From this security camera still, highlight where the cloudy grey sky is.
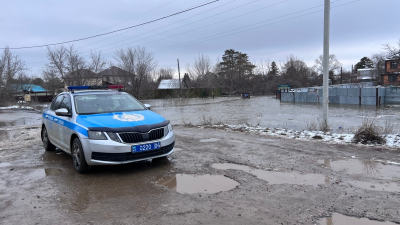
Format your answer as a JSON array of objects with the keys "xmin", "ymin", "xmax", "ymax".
[{"xmin": 1, "ymin": 0, "xmax": 399, "ymax": 77}]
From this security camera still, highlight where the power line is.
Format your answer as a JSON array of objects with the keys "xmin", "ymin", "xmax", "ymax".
[
  {"xmin": 24, "ymin": 0, "xmax": 240, "ymax": 65},
  {"xmin": 2, "ymin": 0, "xmax": 219, "ymax": 50},
  {"xmin": 75, "ymin": 0, "xmax": 238, "ymax": 52},
  {"xmin": 151, "ymin": 0, "xmax": 360, "ymax": 54},
  {"xmin": 77, "ymin": 0, "xmax": 267, "ymax": 57},
  {"xmin": 92, "ymin": 0, "xmax": 322, "ymax": 56}
]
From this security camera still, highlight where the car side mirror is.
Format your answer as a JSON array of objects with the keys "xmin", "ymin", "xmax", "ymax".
[
  {"xmin": 144, "ymin": 104, "xmax": 151, "ymax": 110},
  {"xmin": 55, "ymin": 108, "xmax": 71, "ymax": 117}
]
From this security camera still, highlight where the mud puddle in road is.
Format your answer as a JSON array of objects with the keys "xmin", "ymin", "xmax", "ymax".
[
  {"xmin": 156, "ymin": 174, "xmax": 239, "ymax": 194},
  {"xmin": 212, "ymin": 163, "xmax": 326, "ymax": 186},
  {"xmin": 27, "ymin": 168, "xmax": 63, "ymax": 180},
  {"xmin": 348, "ymin": 180, "xmax": 400, "ymax": 192},
  {"xmin": 318, "ymin": 213, "xmax": 397, "ymax": 225},
  {"xmin": 199, "ymin": 138, "xmax": 220, "ymax": 142},
  {"xmin": 319, "ymin": 159, "xmax": 400, "ymax": 180},
  {"xmin": 42, "ymin": 150, "xmax": 71, "ymax": 162}
]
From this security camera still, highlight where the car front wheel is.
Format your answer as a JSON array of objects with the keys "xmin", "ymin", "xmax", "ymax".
[
  {"xmin": 72, "ymin": 138, "xmax": 89, "ymax": 173},
  {"xmin": 42, "ymin": 127, "xmax": 56, "ymax": 151}
]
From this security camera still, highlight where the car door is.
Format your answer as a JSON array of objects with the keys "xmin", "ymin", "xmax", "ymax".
[
  {"xmin": 57, "ymin": 95, "xmax": 73, "ymax": 152},
  {"xmin": 45, "ymin": 95, "xmax": 64, "ymax": 147}
]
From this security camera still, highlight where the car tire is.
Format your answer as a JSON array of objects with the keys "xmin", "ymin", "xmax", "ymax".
[
  {"xmin": 72, "ymin": 138, "xmax": 89, "ymax": 174},
  {"xmin": 42, "ymin": 127, "xmax": 56, "ymax": 151}
]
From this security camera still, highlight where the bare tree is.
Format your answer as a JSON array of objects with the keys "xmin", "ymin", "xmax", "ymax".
[
  {"xmin": 0, "ymin": 47, "xmax": 26, "ymax": 85},
  {"xmin": 46, "ymin": 45, "xmax": 97, "ymax": 86},
  {"xmin": 187, "ymin": 54, "xmax": 213, "ymax": 80},
  {"xmin": 313, "ymin": 54, "xmax": 342, "ymax": 74},
  {"xmin": 383, "ymin": 39, "xmax": 400, "ymax": 60},
  {"xmin": 89, "ymin": 51, "xmax": 107, "ymax": 73},
  {"xmin": 114, "ymin": 46, "xmax": 157, "ymax": 97},
  {"xmin": 156, "ymin": 67, "xmax": 174, "ymax": 82}
]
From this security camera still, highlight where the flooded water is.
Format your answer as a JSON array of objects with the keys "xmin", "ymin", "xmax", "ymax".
[
  {"xmin": 144, "ymin": 96, "xmax": 400, "ymax": 133},
  {"xmin": 212, "ymin": 163, "xmax": 326, "ymax": 186},
  {"xmin": 0, "ymin": 110, "xmax": 42, "ymax": 128},
  {"xmin": 319, "ymin": 213, "xmax": 397, "ymax": 225},
  {"xmin": 319, "ymin": 159, "xmax": 400, "ymax": 180},
  {"xmin": 156, "ymin": 174, "xmax": 239, "ymax": 194}
]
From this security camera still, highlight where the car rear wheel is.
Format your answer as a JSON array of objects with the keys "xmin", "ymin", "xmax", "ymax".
[
  {"xmin": 42, "ymin": 127, "xmax": 56, "ymax": 151},
  {"xmin": 72, "ymin": 138, "xmax": 89, "ymax": 174}
]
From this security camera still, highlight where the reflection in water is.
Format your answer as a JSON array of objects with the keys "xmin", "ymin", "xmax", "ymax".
[
  {"xmin": 157, "ymin": 174, "xmax": 239, "ymax": 194},
  {"xmin": 322, "ymin": 159, "xmax": 400, "ymax": 179},
  {"xmin": 212, "ymin": 163, "xmax": 326, "ymax": 186},
  {"xmin": 319, "ymin": 213, "xmax": 397, "ymax": 225},
  {"xmin": 44, "ymin": 168, "xmax": 63, "ymax": 176}
]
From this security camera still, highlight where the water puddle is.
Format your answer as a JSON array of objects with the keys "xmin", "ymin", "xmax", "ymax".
[
  {"xmin": 348, "ymin": 181, "xmax": 399, "ymax": 192},
  {"xmin": 42, "ymin": 151, "xmax": 70, "ymax": 162},
  {"xmin": 319, "ymin": 159, "xmax": 400, "ymax": 179},
  {"xmin": 212, "ymin": 163, "xmax": 326, "ymax": 186},
  {"xmin": 318, "ymin": 213, "xmax": 397, "ymax": 225},
  {"xmin": 156, "ymin": 174, "xmax": 239, "ymax": 194},
  {"xmin": 0, "ymin": 162, "xmax": 12, "ymax": 167},
  {"xmin": 199, "ymin": 138, "xmax": 220, "ymax": 142},
  {"xmin": 44, "ymin": 168, "xmax": 63, "ymax": 176},
  {"xmin": 27, "ymin": 168, "xmax": 63, "ymax": 180}
]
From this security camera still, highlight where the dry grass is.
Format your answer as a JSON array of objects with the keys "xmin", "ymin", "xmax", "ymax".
[{"xmin": 352, "ymin": 116, "xmax": 386, "ymax": 145}]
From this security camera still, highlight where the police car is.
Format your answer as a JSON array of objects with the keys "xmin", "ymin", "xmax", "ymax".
[{"xmin": 41, "ymin": 85, "xmax": 175, "ymax": 173}]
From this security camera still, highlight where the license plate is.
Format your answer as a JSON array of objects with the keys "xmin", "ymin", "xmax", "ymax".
[{"xmin": 132, "ymin": 142, "xmax": 161, "ymax": 153}]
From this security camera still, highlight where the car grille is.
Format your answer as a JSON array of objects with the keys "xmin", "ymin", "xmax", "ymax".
[
  {"xmin": 118, "ymin": 127, "xmax": 164, "ymax": 143},
  {"xmin": 91, "ymin": 142, "xmax": 174, "ymax": 162}
]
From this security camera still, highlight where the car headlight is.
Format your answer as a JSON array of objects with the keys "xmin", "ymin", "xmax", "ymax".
[
  {"xmin": 88, "ymin": 131, "xmax": 107, "ymax": 140},
  {"xmin": 164, "ymin": 122, "xmax": 173, "ymax": 137},
  {"xmin": 106, "ymin": 132, "xmax": 121, "ymax": 143},
  {"xmin": 168, "ymin": 123, "xmax": 173, "ymax": 132}
]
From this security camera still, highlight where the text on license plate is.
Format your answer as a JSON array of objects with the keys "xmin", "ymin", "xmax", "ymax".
[{"xmin": 132, "ymin": 142, "xmax": 161, "ymax": 153}]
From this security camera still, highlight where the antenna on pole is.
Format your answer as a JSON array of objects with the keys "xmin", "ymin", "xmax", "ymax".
[{"xmin": 322, "ymin": 0, "xmax": 330, "ymax": 131}]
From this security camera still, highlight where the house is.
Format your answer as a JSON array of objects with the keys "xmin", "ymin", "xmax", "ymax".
[
  {"xmin": 10, "ymin": 84, "xmax": 52, "ymax": 102},
  {"xmin": 357, "ymin": 68, "xmax": 378, "ymax": 81},
  {"xmin": 157, "ymin": 79, "xmax": 188, "ymax": 89},
  {"xmin": 97, "ymin": 66, "xmax": 134, "ymax": 85},
  {"xmin": 64, "ymin": 66, "xmax": 135, "ymax": 88},
  {"xmin": 64, "ymin": 69, "xmax": 100, "ymax": 87},
  {"xmin": 381, "ymin": 59, "xmax": 400, "ymax": 86}
]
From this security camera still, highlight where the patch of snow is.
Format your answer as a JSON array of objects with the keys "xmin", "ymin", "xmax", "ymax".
[{"xmin": 204, "ymin": 123, "xmax": 400, "ymax": 149}]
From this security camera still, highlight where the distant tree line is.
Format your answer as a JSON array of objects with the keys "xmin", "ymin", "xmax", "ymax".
[{"xmin": 0, "ymin": 39, "xmax": 399, "ymax": 105}]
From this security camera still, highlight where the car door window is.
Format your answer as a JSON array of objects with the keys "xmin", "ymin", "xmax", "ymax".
[
  {"xmin": 59, "ymin": 95, "xmax": 72, "ymax": 113},
  {"xmin": 50, "ymin": 95, "xmax": 64, "ymax": 111}
]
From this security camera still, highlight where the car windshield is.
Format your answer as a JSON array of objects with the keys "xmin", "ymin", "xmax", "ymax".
[{"xmin": 74, "ymin": 93, "xmax": 146, "ymax": 115}]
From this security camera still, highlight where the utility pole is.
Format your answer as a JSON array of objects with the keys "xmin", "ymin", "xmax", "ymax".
[
  {"xmin": 322, "ymin": 0, "xmax": 330, "ymax": 131},
  {"xmin": 340, "ymin": 67, "xmax": 343, "ymax": 84},
  {"xmin": 177, "ymin": 59, "xmax": 182, "ymax": 98}
]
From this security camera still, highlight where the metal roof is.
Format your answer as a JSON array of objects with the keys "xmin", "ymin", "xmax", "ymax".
[
  {"xmin": 11, "ymin": 84, "xmax": 47, "ymax": 92},
  {"xmin": 158, "ymin": 79, "xmax": 184, "ymax": 89}
]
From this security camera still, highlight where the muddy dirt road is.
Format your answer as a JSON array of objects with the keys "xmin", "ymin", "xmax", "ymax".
[{"xmin": 0, "ymin": 112, "xmax": 400, "ymax": 224}]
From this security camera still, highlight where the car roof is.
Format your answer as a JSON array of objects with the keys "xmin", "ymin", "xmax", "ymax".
[{"xmin": 69, "ymin": 90, "xmax": 127, "ymax": 96}]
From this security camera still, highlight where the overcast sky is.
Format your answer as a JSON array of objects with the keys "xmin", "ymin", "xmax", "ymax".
[{"xmin": 1, "ymin": 0, "xmax": 399, "ymax": 78}]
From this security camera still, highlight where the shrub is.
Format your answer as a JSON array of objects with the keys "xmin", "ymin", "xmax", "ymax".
[{"xmin": 352, "ymin": 117, "xmax": 386, "ymax": 145}]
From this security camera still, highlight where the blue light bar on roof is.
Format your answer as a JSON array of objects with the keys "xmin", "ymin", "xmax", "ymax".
[{"xmin": 68, "ymin": 85, "xmax": 124, "ymax": 90}]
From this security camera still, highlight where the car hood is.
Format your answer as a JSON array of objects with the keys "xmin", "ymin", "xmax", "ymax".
[{"xmin": 76, "ymin": 110, "xmax": 168, "ymax": 132}]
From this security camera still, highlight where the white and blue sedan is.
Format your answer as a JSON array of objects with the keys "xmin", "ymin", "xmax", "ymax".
[{"xmin": 41, "ymin": 85, "xmax": 175, "ymax": 173}]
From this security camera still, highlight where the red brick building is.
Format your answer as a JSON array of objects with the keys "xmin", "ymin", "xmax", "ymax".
[{"xmin": 381, "ymin": 59, "xmax": 400, "ymax": 85}]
